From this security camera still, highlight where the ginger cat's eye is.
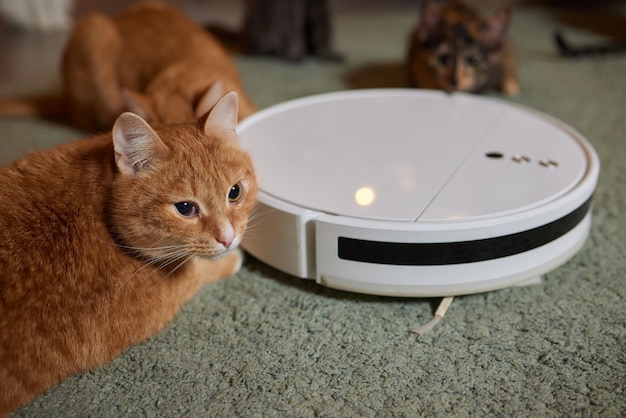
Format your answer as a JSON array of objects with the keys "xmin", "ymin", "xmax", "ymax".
[
  {"xmin": 174, "ymin": 201, "xmax": 199, "ymax": 217},
  {"xmin": 228, "ymin": 182, "xmax": 244, "ymax": 203}
]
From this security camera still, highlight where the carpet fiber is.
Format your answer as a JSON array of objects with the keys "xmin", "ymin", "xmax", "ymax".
[{"xmin": 2, "ymin": 4, "xmax": 625, "ymax": 417}]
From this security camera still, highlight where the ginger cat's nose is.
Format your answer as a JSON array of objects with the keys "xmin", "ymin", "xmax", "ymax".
[
  {"xmin": 219, "ymin": 237, "xmax": 233, "ymax": 249},
  {"xmin": 218, "ymin": 224, "xmax": 235, "ymax": 249}
]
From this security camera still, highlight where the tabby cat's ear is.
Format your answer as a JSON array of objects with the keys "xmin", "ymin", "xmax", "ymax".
[
  {"xmin": 112, "ymin": 112, "xmax": 168, "ymax": 176},
  {"xmin": 122, "ymin": 88, "xmax": 158, "ymax": 123},
  {"xmin": 203, "ymin": 91, "xmax": 239, "ymax": 139},
  {"xmin": 195, "ymin": 81, "xmax": 225, "ymax": 119},
  {"xmin": 418, "ymin": 0, "xmax": 443, "ymax": 43},
  {"xmin": 482, "ymin": 7, "xmax": 511, "ymax": 47}
]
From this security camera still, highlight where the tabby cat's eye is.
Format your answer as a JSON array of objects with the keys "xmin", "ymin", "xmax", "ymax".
[
  {"xmin": 437, "ymin": 54, "xmax": 450, "ymax": 67},
  {"xmin": 228, "ymin": 182, "xmax": 244, "ymax": 203},
  {"xmin": 174, "ymin": 201, "xmax": 199, "ymax": 217},
  {"xmin": 466, "ymin": 54, "xmax": 482, "ymax": 68}
]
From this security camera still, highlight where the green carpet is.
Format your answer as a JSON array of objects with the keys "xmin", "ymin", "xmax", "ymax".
[{"xmin": 2, "ymin": 5, "xmax": 625, "ymax": 417}]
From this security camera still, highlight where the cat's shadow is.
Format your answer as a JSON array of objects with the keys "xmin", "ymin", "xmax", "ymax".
[{"xmin": 343, "ymin": 61, "xmax": 410, "ymax": 89}]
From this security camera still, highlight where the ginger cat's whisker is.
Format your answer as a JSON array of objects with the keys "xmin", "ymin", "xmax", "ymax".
[
  {"xmin": 243, "ymin": 207, "xmax": 273, "ymax": 233},
  {"xmin": 157, "ymin": 253, "xmax": 198, "ymax": 286},
  {"xmin": 116, "ymin": 242, "xmax": 194, "ymax": 252},
  {"xmin": 115, "ymin": 242, "xmax": 195, "ymax": 293}
]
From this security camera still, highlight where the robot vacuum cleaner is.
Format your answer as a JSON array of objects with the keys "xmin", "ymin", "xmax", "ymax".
[{"xmin": 237, "ymin": 89, "xmax": 599, "ymax": 297}]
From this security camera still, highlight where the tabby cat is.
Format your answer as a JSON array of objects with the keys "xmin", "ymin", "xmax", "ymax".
[
  {"xmin": 0, "ymin": 92, "xmax": 258, "ymax": 416},
  {"xmin": 407, "ymin": 0, "xmax": 519, "ymax": 95},
  {"xmin": 0, "ymin": 1, "xmax": 256, "ymax": 131}
]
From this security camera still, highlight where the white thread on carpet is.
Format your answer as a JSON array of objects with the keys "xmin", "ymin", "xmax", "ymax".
[{"xmin": 411, "ymin": 296, "xmax": 454, "ymax": 335}]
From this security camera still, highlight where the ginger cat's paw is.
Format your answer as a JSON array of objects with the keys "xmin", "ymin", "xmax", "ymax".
[
  {"xmin": 201, "ymin": 248, "xmax": 244, "ymax": 283},
  {"xmin": 225, "ymin": 247, "xmax": 245, "ymax": 276}
]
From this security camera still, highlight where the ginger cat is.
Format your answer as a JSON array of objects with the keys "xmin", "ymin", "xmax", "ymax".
[
  {"xmin": 0, "ymin": 1, "xmax": 256, "ymax": 131},
  {"xmin": 407, "ymin": 0, "xmax": 519, "ymax": 95},
  {"xmin": 0, "ymin": 92, "xmax": 258, "ymax": 416}
]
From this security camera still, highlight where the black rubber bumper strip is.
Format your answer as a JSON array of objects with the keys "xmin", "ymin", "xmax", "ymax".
[{"xmin": 337, "ymin": 197, "xmax": 592, "ymax": 266}]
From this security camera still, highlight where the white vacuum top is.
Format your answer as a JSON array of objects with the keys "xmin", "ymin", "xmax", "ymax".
[{"xmin": 241, "ymin": 90, "xmax": 587, "ymax": 223}]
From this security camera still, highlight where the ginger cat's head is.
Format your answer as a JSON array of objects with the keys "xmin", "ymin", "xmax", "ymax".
[
  {"xmin": 109, "ymin": 92, "xmax": 257, "ymax": 262},
  {"xmin": 408, "ymin": 0, "xmax": 511, "ymax": 93}
]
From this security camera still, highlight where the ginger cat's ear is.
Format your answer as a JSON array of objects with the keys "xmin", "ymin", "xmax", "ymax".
[
  {"xmin": 112, "ymin": 112, "xmax": 168, "ymax": 176},
  {"xmin": 194, "ymin": 81, "xmax": 225, "ymax": 119},
  {"xmin": 203, "ymin": 91, "xmax": 239, "ymax": 139},
  {"xmin": 122, "ymin": 88, "xmax": 158, "ymax": 123}
]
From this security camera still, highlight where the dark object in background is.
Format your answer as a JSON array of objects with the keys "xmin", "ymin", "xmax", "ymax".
[
  {"xmin": 242, "ymin": 0, "xmax": 343, "ymax": 62},
  {"xmin": 554, "ymin": 30, "xmax": 626, "ymax": 57}
]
